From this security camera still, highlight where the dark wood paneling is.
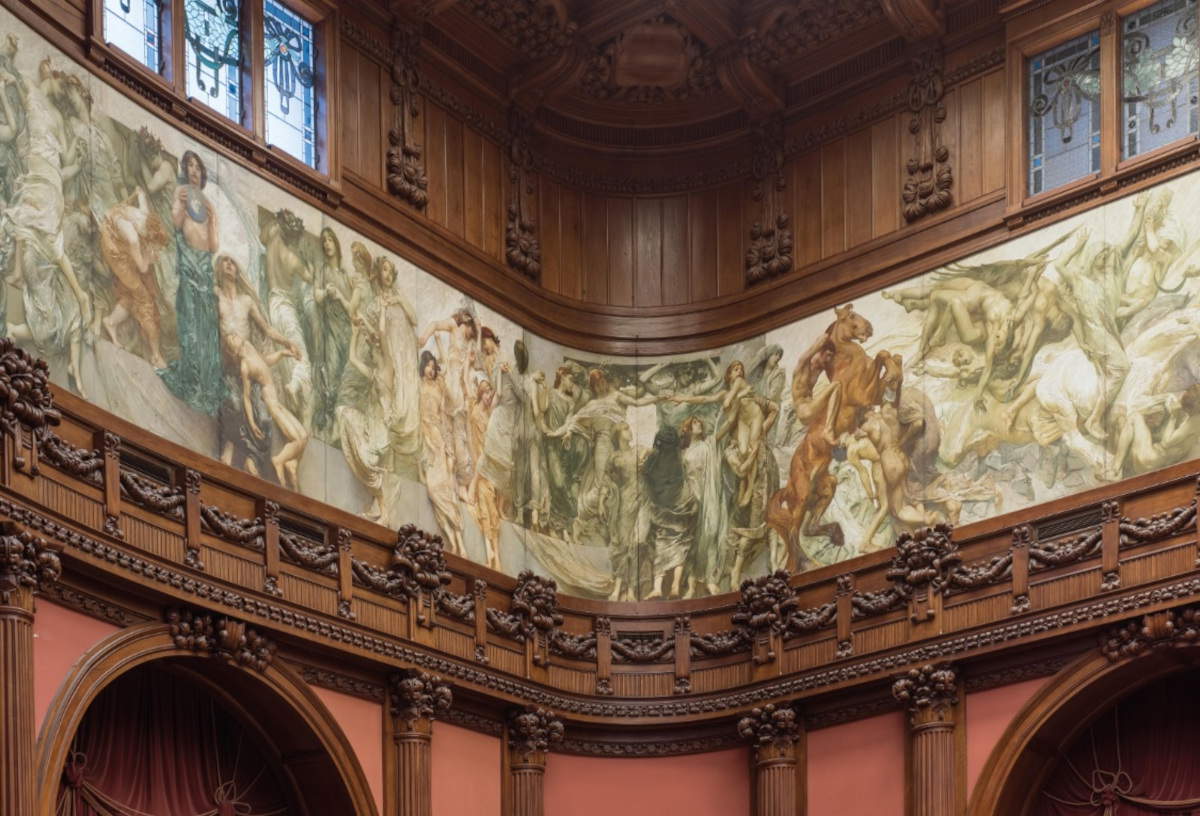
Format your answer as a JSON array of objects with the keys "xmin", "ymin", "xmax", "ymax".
[
  {"xmin": 582, "ymin": 195, "xmax": 610, "ymax": 304},
  {"xmin": 481, "ymin": 137, "xmax": 504, "ymax": 260},
  {"xmin": 540, "ymin": 178, "xmax": 562, "ymax": 295},
  {"xmin": 424, "ymin": 102, "xmax": 448, "ymax": 227},
  {"xmin": 716, "ymin": 182, "xmax": 744, "ymax": 298},
  {"xmin": 634, "ymin": 198, "xmax": 663, "ymax": 307},
  {"xmin": 559, "ymin": 186, "xmax": 584, "ymax": 301},
  {"xmin": 607, "ymin": 198, "xmax": 634, "ymax": 307},
  {"xmin": 463, "ymin": 127, "xmax": 485, "ymax": 249},
  {"xmin": 958, "ymin": 76, "xmax": 984, "ymax": 204},
  {"xmin": 662, "ymin": 197, "xmax": 690, "ymax": 307},
  {"xmin": 792, "ymin": 150, "xmax": 823, "ymax": 267},
  {"xmin": 688, "ymin": 190, "xmax": 719, "ymax": 302},
  {"xmin": 982, "ymin": 69, "xmax": 1007, "ymax": 194},
  {"xmin": 821, "ymin": 139, "xmax": 847, "ymax": 257},
  {"xmin": 871, "ymin": 116, "xmax": 901, "ymax": 239},
  {"xmin": 443, "ymin": 114, "xmax": 466, "ymax": 237},
  {"xmin": 845, "ymin": 128, "xmax": 874, "ymax": 248},
  {"xmin": 341, "ymin": 46, "xmax": 382, "ymax": 188}
]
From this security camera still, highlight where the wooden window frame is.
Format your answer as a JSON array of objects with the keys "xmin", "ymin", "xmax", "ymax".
[
  {"xmin": 85, "ymin": 0, "xmax": 340, "ymax": 191},
  {"xmin": 1005, "ymin": 0, "xmax": 1200, "ymax": 218}
]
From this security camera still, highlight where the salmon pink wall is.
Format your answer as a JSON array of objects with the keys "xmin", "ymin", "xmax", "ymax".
[
  {"xmin": 965, "ymin": 678, "xmax": 1046, "ymax": 796},
  {"xmin": 32, "ymin": 601, "xmax": 120, "ymax": 730},
  {"xmin": 432, "ymin": 722, "xmax": 502, "ymax": 816},
  {"xmin": 808, "ymin": 711, "xmax": 906, "ymax": 816},
  {"xmin": 544, "ymin": 747, "xmax": 750, "ymax": 816},
  {"xmin": 313, "ymin": 686, "xmax": 384, "ymax": 814}
]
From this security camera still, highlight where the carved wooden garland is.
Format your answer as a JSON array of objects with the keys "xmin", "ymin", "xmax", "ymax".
[
  {"xmin": 507, "ymin": 706, "xmax": 564, "ymax": 756},
  {"xmin": 389, "ymin": 669, "xmax": 453, "ymax": 728},
  {"xmin": 164, "ymin": 607, "xmax": 276, "ymax": 671},
  {"xmin": 902, "ymin": 47, "xmax": 953, "ymax": 222},
  {"xmin": 1099, "ymin": 605, "xmax": 1200, "ymax": 662},
  {"xmin": 746, "ymin": 116, "xmax": 794, "ymax": 285},
  {"xmin": 505, "ymin": 105, "xmax": 542, "ymax": 280},
  {"xmin": 0, "ymin": 522, "xmax": 62, "ymax": 603},
  {"xmin": 487, "ymin": 569, "xmax": 562, "ymax": 642},
  {"xmin": 386, "ymin": 20, "xmax": 429, "ymax": 210}
]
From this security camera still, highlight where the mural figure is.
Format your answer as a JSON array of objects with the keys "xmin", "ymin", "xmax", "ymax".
[{"xmin": 419, "ymin": 349, "xmax": 464, "ymax": 555}]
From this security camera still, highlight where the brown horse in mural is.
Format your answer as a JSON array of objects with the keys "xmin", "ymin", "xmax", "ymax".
[{"xmin": 768, "ymin": 303, "xmax": 902, "ymax": 568}]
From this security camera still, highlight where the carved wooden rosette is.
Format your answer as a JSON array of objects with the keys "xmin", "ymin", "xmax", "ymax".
[
  {"xmin": 386, "ymin": 20, "xmax": 429, "ymax": 210},
  {"xmin": 388, "ymin": 670, "xmax": 452, "ymax": 816},
  {"xmin": 737, "ymin": 703, "xmax": 802, "ymax": 816},
  {"xmin": 164, "ymin": 607, "xmax": 276, "ymax": 671},
  {"xmin": 0, "ymin": 522, "xmax": 62, "ymax": 816},
  {"xmin": 892, "ymin": 663, "xmax": 959, "ymax": 816},
  {"xmin": 505, "ymin": 105, "xmax": 541, "ymax": 280},
  {"xmin": 746, "ymin": 116, "xmax": 793, "ymax": 285},
  {"xmin": 902, "ymin": 46, "xmax": 952, "ymax": 222},
  {"xmin": 505, "ymin": 706, "xmax": 563, "ymax": 816}
]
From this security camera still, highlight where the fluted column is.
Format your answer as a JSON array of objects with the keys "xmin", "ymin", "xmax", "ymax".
[
  {"xmin": 0, "ymin": 524, "xmax": 62, "ymax": 816},
  {"xmin": 506, "ymin": 707, "xmax": 563, "ymax": 816},
  {"xmin": 388, "ymin": 671, "xmax": 452, "ymax": 816},
  {"xmin": 738, "ymin": 703, "xmax": 802, "ymax": 816},
  {"xmin": 893, "ymin": 663, "xmax": 959, "ymax": 816}
]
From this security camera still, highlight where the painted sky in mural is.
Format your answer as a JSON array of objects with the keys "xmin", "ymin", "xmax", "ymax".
[{"xmin": 4, "ymin": 6, "xmax": 1200, "ymax": 600}]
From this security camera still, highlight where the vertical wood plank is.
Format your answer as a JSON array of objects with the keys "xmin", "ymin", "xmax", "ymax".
[
  {"xmin": 582, "ymin": 194, "xmax": 609, "ymax": 303},
  {"xmin": 481, "ymin": 137, "xmax": 504, "ymax": 259},
  {"xmin": 607, "ymin": 198, "xmax": 634, "ymax": 306},
  {"xmin": 871, "ymin": 115, "xmax": 901, "ymax": 238},
  {"xmin": 424, "ymin": 103, "xmax": 447, "ymax": 226},
  {"xmin": 791, "ymin": 150, "xmax": 822, "ymax": 266},
  {"xmin": 339, "ymin": 46, "xmax": 363, "ymax": 179},
  {"xmin": 358, "ymin": 54, "xmax": 383, "ymax": 188},
  {"xmin": 443, "ymin": 115, "xmax": 466, "ymax": 237},
  {"xmin": 939, "ymin": 85, "xmax": 960, "ymax": 209},
  {"xmin": 845, "ymin": 128, "xmax": 874, "ymax": 248},
  {"xmin": 634, "ymin": 198, "xmax": 663, "ymax": 307},
  {"xmin": 716, "ymin": 182, "xmax": 743, "ymax": 296},
  {"xmin": 539, "ymin": 178, "xmax": 562, "ymax": 294},
  {"xmin": 982, "ymin": 69, "xmax": 1007, "ymax": 194},
  {"xmin": 688, "ymin": 190, "xmax": 719, "ymax": 302},
  {"xmin": 559, "ymin": 185, "xmax": 584, "ymax": 300},
  {"xmin": 462, "ymin": 128, "xmax": 483, "ymax": 248},
  {"xmin": 957, "ymin": 77, "xmax": 983, "ymax": 203},
  {"xmin": 821, "ymin": 139, "xmax": 847, "ymax": 257},
  {"xmin": 662, "ymin": 196, "xmax": 690, "ymax": 306}
]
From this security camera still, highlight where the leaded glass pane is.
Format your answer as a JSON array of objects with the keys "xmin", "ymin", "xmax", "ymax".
[
  {"xmin": 184, "ymin": 0, "xmax": 242, "ymax": 123},
  {"xmin": 263, "ymin": 0, "xmax": 317, "ymax": 167},
  {"xmin": 103, "ymin": 0, "xmax": 161, "ymax": 73},
  {"xmin": 1028, "ymin": 31, "xmax": 1102, "ymax": 196},
  {"xmin": 1123, "ymin": 0, "xmax": 1199, "ymax": 159}
]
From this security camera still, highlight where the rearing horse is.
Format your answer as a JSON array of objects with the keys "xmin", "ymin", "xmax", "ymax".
[{"xmin": 767, "ymin": 303, "xmax": 902, "ymax": 567}]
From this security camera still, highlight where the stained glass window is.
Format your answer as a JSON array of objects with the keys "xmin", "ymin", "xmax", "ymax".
[
  {"xmin": 184, "ymin": 0, "xmax": 243, "ymax": 123},
  {"xmin": 263, "ymin": 0, "xmax": 317, "ymax": 167},
  {"xmin": 103, "ymin": 0, "xmax": 162, "ymax": 73},
  {"xmin": 1028, "ymin": 30, "xmax": 1102, "ymax": 196},
  {"xmin": 1123, "ymin": 0, "xmax": 1199, "ymax": 159}
]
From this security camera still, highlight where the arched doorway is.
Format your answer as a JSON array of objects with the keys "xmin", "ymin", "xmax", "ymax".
[
  {"xmin": 35, "ymin": 622, "xmax": 378, "ymax": 816},
  {"xmin": 969, "ymin": 647, "xmax": 1200, "ymax": 815}
]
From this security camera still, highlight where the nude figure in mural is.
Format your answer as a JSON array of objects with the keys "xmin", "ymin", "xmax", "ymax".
[
  {"xmin": 214, "ymin": 254, "xmax": 309, "ymax": 490},
  {"xmin": 99, "ymin": 190, "xmax": 171, "ymax": 368},
  {"xmin": 418, "ymin": 350, "xmax": 465, "ymax": 556},
  {"xmin": 420, "ymin": 308, "xmax": 479, "ymax": 498},
  {"xmin": 262, "ymin": 209, "xmax": 316, "ymax": 427},
  {"xmin": 161, "ymin": 150, "xmax": 223, "ymax": 416},
  {"xmin": 1116, "ymin": 189, "xmax": 1189, "ymax": 321},
  {"xmin": 1106, "ymin": 384, "xmax": 1200, "ymax": 478},
  {"xmin": 0, "ymin": 60, "xmax": 94, "ymax": 394},
  {"xmin": 789, "ymin": 334, "xmax": 841, "ymax": 446},
  {"xmin": 467, "ymin": 377, "xmax": 503, "ymax": 570}
]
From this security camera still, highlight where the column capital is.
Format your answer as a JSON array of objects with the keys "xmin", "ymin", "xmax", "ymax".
[
  {"xmin": 0, "ymin": 523, "xmax": 62, "ymax": 610},
  {"xmin": 507, "ymin": 706, "xmax": 563, "ymax": 762},
  {"xmin": 892, "ymin": 663, "xmax": 959, "ymax": 727},
  {"xmin": 737, "ymin": 703, "xmax": 801, "ymax": 761},
  {"xmin": 389, "ymin": 670, "xmax": 453, "ymax": 732}
]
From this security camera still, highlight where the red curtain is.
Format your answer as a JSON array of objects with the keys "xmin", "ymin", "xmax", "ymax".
[
  {"xmin": 56, "ymin": 665, "xmax": 291, "ymax": 816},
  {"xmin": 1033, "ymin": 673, "xmax": 1200, "ymax": 816}
]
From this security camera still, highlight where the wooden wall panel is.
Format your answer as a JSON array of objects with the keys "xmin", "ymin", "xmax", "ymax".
[
  {"xmin": 821, "ymin": 139, "xmax": 847, "ymax": 257},
  {"xmin": 540, "ymin": 178, "xmax": 563, "ymax": 294},
  {"xmin": 792, "ymin": 150, "xmax": 823, "ymax": 266},
  {"xmin": 443, "ymin": 115, "xmax": 466, "ymax": 237},
  {"xmin": 340, "ymin": 46, "xmax": 382, "ymax": 187},
  {"xmin": 688, "ymin": 190, "xmax": 719, "ymax": 302},
  {"xmin": 462, "ymin": 128, "xmax": 485, "ymax": 249},
  {"xmin": 481, "ymin": 138, "xmax": 504, "ymax": 260},
  {"xmin": 846, "ymin": 128, "xmax": 874, "ymax": 247},
  {"xmin": 582, "ymin": 195, "xmax": 610, "ymax": 303},
  {"xmin": 872, "ymin": 115, "xmax": 901, "ymax": 238},
  {"xmin": 982, "ymin": 69, "xmax": 1007, "ymax": 194},
  {"xmin": 424, "ymin": 102, "xmax": 448, "ymax": 227},
  {"xmin": 662, "ymin": 197, "xmax": 690, "ymax": 306},
  {"xmin": 607, "ymin": 198, "xmax": 634, "ymax": 306},
  {"xmin": 716, "ymin": 182, "xmax": 744, "ymax": 297},
  {"xmin": 958, "ymin": 76, "xmax": 984, "ymax": 203},
  {"xmin": 559, "ymin": 186, "xmax": 584, "ymax": 300},
  {"xmin": 634, "ymin": 198, "xmax": 663, "ymax": 307}
]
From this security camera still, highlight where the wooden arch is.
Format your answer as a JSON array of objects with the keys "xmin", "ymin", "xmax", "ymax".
[
  {"xmin": 33, "ymin": 621, "xmax": 380, "ymax": 816},
  {"xmin": 967, "ymin": 646, "xmax": 1200, "ymax": 815}
]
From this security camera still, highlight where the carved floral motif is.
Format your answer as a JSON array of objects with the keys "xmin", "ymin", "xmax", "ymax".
[
  {"xmin": 891, "ymin": 663, "xmax": 958, "ymax": 723},
  {"xmin": 1100, "ymin": 606, "xmax": 1200, "ymax": 662},
  {"xmin": 508, "ymin": 706, "xmax": 564, "ymax": 756},
  {"xmin": 580, "ymin": 16, "xmax": 718, "ymax": 103},
  {"xmin": 0, "ymin": 523, "xmax": 61, "ymax": 603},
  {"xmin": 390, "ymin": 670, "xmax": 453, "ymax": 728},
  {"xmin": 902, "ymin": 48, "xmax": 952, "ymax": 222},
  {"xmin": 463, "ymin": 0, "xmax": 577, "ymax": 61},
  {"xmin": 386, "ymin": 21, "xmax": 428, "ymax": 209},
  {"xmin": 164, "ymin": 607, "xmax": 275, "ymax": 671},
  {"xmin": 736, "ymin": 703, "xmax": 801, "ymax": 747},
  {"xmin": 0, "ymin": 336, "xmax": 61, "ymax": 438},
  {"xmin": 488, "ymin": 569, "xmax": 562, "ymax": 641}
]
